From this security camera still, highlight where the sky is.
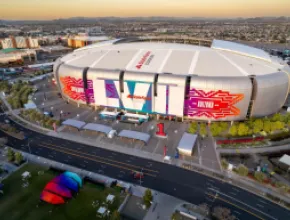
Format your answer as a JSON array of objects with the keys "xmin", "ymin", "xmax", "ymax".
[{"xmin": 0, "ymin": 0, "xmax": 290, "ymax": 20}]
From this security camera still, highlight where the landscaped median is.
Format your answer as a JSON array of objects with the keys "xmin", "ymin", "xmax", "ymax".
[
  {"xmin": 0, "ymin": 81, "xmax": 34, "ymax": 109},
  {"xmin": 188, "ymin": 113, "xmax": 290, "ymax": 148},
  {"xmin": 0, "ymin": 121, "xmax": 25, "ymax": 139},
  {"xmin": 20, "ymin": 109, "xmax": 61, "ymax": 130}
]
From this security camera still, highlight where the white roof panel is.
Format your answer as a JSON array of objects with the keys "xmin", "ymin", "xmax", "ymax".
[
  {"xmin": 62, "ymin": 119, "xmax": 86, "ymax": 129},
  {"xmin": 211, "ymin": 39, "xmax": 271, "ymax": 62},
  {"xmin": 83, "ymin": 123, "xmax": 113, "ymax": 134},
  {"xmin": 60, "ymin": 40, "xmax": 283, "ymax": 77},
  {"xmin": 118, "ymin": 130, "xmax": 150, "ymax": 143},
  {"xmin": 126, "ymin": 49, "xmax": 170, "ymax": 72}
]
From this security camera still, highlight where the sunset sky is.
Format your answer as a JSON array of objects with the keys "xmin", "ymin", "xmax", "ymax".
[{"xmin": 0, "ymin": 0, "xmax": 290, "ymax": 20}]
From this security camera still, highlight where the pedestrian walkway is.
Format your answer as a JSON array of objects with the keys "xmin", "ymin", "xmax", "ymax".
[{"xmin": 143, "ymin": 191, "xmax": 184, "ymax": 220}]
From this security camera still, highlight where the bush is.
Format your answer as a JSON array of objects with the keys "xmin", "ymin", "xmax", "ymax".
[
  {"xmin": 14, "ymin": 152, "xmax": 23, "ymax": 165},
  {"xmin": 7, "ymin": 147, "xmax": 15, "ymax": 162},
  {"xmin": 236, "ymin": 164, "xmax": 249, "ymax": 176},
  {"xmin": 212, "ymin": 206, "xmax": 236, "ymax": 220},
  {"xmin": 275, "ymin": 182, "xmax": 290, "ymax": 193},
  {"xmin": 254, "ymin": 171, "xmax": 267, "ymax": 183},
  {"xmin": 143, "ymin": 189, "xmax": 153, "ymax": 208},
  {"xmin": 221, "ymin": 159, "xmax": 229, "ymax": 170}
]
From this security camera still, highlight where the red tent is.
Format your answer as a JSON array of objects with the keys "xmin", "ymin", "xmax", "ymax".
[{"xmin": 40, "ymin": 190, "xmax": 65, "ymax": 205}]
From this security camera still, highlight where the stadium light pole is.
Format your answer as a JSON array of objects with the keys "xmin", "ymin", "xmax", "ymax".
[{"xmin": 27, "ymin": 139, "xmax": 32, "ymax": 155}]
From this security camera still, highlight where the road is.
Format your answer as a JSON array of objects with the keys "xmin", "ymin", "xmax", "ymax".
[{"xmin": 1, "ymin": 114, "xmax": 290, "ymax": 220}]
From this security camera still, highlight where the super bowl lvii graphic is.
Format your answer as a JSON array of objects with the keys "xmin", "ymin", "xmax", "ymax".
[{"xmin": 184, "ymin": 89, "xmax": 244, "ymax": 119}]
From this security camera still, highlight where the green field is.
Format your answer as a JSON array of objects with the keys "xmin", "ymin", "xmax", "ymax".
[{"xmin": 0, "ymin": 163, "xmax": 124, "ymax": 220}]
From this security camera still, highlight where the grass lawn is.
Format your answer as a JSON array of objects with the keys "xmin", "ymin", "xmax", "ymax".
[{"xmin": 0, "ymin": 163, "xmax": 124, "ymax": 220}]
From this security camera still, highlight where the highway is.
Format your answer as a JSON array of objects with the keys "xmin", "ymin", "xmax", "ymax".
[{"xmin": 1, "ymin": 114, "xmax": 290, "ymax": 220}]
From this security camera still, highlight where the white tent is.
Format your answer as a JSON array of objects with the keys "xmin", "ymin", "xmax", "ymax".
[
  {"xmin": 279, "ymin": 154, "xmax": 290, "ymax": 167},
  {"xmin": 177, "ymin": 133, "xmax": 198, "ymax": 156}
]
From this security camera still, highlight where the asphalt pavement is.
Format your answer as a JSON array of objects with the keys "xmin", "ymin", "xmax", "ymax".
[{"xmin": 1, "ymin": 113, "xmax": 290, "ymax": 220}]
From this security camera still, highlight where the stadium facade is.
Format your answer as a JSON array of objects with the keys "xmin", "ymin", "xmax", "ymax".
[{"xmin": 53, "ymin": 38, "xmax": 290, "ymax": 122}]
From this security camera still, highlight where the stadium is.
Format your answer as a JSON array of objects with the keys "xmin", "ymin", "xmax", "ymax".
[{"xmin": 53, "ymin": 38, "xmax": 290, "ymax": 122}]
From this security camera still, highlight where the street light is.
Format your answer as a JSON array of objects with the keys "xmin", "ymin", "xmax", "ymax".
[
  {"xmin": 60, "ymin": 110, "xmax": 63, "ymax": 120},
  {"xmin": 27, "ymin": 139, "xmax": 32, "ymax": 155}
]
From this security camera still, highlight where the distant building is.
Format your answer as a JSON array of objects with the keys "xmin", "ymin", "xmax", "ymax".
[
  {"xmin": 1, "ymin": 38, "xmax": 14, "ymax": 49},
  {"xmin": 0, "ymin": 36, "xmax": 39, "ymax": 49},
  {"xmin": 67, "ymin": 35, "xmax": 110, "ymax": 48},
  {"xmin": 0, "ymin": 48, "xmax": 37, "ymax": 65},
  {"xmin": 15, "ymin": 36, "xmax": 27, "ymax": 48}
]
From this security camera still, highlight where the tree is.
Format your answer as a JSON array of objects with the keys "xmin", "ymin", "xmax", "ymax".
[
  {"xmin": 6, "ymin": 148, "xmax": 15, "ymax": 162},
  {"xmin": 229, "ymin": 125, "xmax": 238, "ymax": 136},
  {"xmin": 188, "ymin": 122, "xmax": 198, "ymax": 134},
  {"xmin": 271, "ymin": 113, "xmax": 282, "ymax": 122},
  {"xmin": 253, "ymin": 119, "xmax": 263, "ymax": 134},
  {"xmin": 236, "ymin": 164, "xmax": 249, "ymax": 176},
  {"xmin": 237, "ymin": 123, "xmax": 250, "ymax": 136},
  {"xmin": 254, "ymin": 171, "xmax": 266, "ymax": 183},
  {"xmin": 143, "ymin": 189, "xmax": 153, "ymax": 208},
  {"xmin": 14, "ymin": 152, "xmax": 23, "ymax": 164},
  {"xmin": 220, "ymin": 122, "xmax": 229, "ymax": 131},
  {"xmin": 110, "ymin": 210, "xmax": 121, "ymax": 220},
  {"xmin": 171, "ymin": 212, "xmax": 182, "ymax": 220},
  {"xmin": 263, "ymin": 120, "xmax": 271, "ymax": 134},
  {"xmin": 210, "ymin": 123, "xmax": 222, "ymax": 137},
  {"xmin": 212, "ymin": 206, "xmax": 236, "ymax": 220}
]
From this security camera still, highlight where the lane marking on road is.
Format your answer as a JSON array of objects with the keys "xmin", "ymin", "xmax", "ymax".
[
  {"xmin": 206, "ymin": 193, "xmax": 265, "ymax": 220},
  {"xmin": 232, "ymin": 187, "xmax": 240, "ymax": 192},
  {"xmin": 42, "ymin": 142, "xmax": 159, "ymax": 174},
  {"xmin": 39, "ymin": 144, "xmax": 157, "ymax": 177},
  {"xmin": 207, "ymin": 189, "xmax": 277, "ymax": 220},
  {"xmin": 229, "ymin": 192, "xmax": 237, "ymax": 196},
  {"xmin": 258, "ymin": 199, "xmax": 268, "ymax": 205},
  {"xmin": 234, "ymin": 210, "xmax": 241, "ymax": 215}
]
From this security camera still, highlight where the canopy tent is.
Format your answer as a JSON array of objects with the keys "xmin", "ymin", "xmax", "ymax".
[
  {"xmin": 61, "ymin": 119, "xmax": 86, "ymax": 130},
  {"xmin": 63, "ymin": 171, "xmax": 83, "ymax": 187},
  {"xmin": 177, "ymin": 133, "xmax": 198, "ymax": 156},
  {"xmin": 44, "ymin": 182, "xmax": 72, "ymax": 199},
  {"xmin": 82, "ymin": 123, "xmax": 113, "ymax": 135},
  {"xmin": 118, "ymin": 130, "xmax": 150, "ymax": 144},
  {"xmin": 22, "ymin": 171, "xmax": 31, "ymax": 179},
  {"xmin": 40, "ymin": 190, "xmax": 65, "ymax": 205},
  {"xmin": 52, "ymin": 174, "xmax": 79, "ymax": 192},
  {"xmin": 99, "ymin": 111, "xmax": 119, "ymax": 119}
]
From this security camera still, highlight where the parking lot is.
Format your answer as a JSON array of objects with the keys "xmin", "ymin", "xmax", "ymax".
[{"xmin": 30, "ymin": 77, "xmax": 200, "ymax": 165}]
